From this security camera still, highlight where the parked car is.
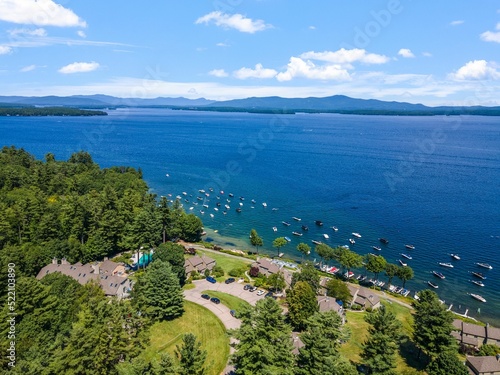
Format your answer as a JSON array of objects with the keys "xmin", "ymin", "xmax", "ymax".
[
  {"xmin": 210, "ymin": 297, "xmax": 221, "ymax": 304},
  {"xmin": 206, "ymin": 276, "xmax": 216, "ymax": 284},
  {"xmin": 225, "ymin": 277, "xmax": 235, "ymax": 284},
  {"xmin": 256, "ymin": 289, "xmax": 265, "ymax": 296},
  {"xmin": 249, "ymin": 286, "xmax": 257, "ymax": 292},
  {"xmin": 243, "ymin": 284, "xmax": 252, "ymax": 290},
  {"xmin": 201, "ymin": 294, "xmax": 210, "ymax": 300},
  {"xmin": 230, "ymin": 310, "xmax": 236, "ymax": 317},
  {"xmin": 265, "ymin": 292, "xmax": 276, "ymax": 299}
]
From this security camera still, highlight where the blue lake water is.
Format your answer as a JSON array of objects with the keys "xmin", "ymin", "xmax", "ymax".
[{"xmin": 1, "ymin": 108, "xmax": 499, "ymax": 324}]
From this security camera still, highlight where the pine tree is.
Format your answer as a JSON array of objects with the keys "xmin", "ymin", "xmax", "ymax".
[
  {"xmin": 232, "ymin": 298, "xmax": 295, "ymax": 375},
  {"xmin": 361, "ymin": 305, "xmax": 402, "ymax": 375},
  {"xmin": 250, "ymin": 229, "xmax": 263, "ymax": 255},
  {"xmin": 426, "ymin": 351, "xmax": 469, "ymax": 375},
  {"xmin": 287, "ymin": 281, "xmax": 319, "ymax": 331},
  {"xmin": 176, "ymin": 333, "xmax": 207, "ymax": 375},
  {"xmin": 131, "ymin": 260, "xmax": 184, "ymax": 321},
  {"xmin": 153, "ymin": 242, "xmax": 187, "ymax": 286}
]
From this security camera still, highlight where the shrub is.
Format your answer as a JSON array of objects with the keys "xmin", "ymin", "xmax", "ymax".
[
  {"xmin": 249, "ymin": 266, "xmax": 260, "ymax": 278},
  {"xmin": 228, "ymin": 267, "xmax": 246, "ymax": 277},
  {"xmin": 212, "ymin": 266, "xmax": 224, "ymax": 278}
]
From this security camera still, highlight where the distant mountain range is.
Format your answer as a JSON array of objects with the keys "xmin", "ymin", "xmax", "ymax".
[{"xmin": 1, "ymin": 94, "xmax": 499, "ymax": 116}]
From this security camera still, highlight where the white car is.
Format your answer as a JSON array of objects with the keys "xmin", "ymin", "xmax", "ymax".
[{"xmin": 256, "ymin": 290, "xmax": 265, "ymax": 296}]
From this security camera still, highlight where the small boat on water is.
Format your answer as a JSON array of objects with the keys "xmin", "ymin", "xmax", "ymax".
[
  {"xmin": 301, "ymin": 225, "xmax": 309, "ymax": 231},
  {"xmin": 475, "ymin": 262, "xmax": 493, "ymax": 270},
  {"xmin": 292, "ymin": 231, "xmax": 302, "ymax": 236},
  {"xmin": 450, "ymin": 254, "xmax": 461, "ymax": 260},
  {"xmin": 278, "ymin": 252, "xmax": 284, "ymax": 258},
  {"xmin": 470, "ymin": 293, "xmax": 486, "ymax": 303},
  {"xmin": 372, "ymin": 246, "xmax": 382, "ymax": 251},
  {"xmin": 239, "ymin": 202, "xmax": 243, "ymax": 206},
  {"xmin": 293, "ymin": 217, "xmax": 301, "ymax": 221},
  {"xmin": 199, "ymin": 189, "xmax": 205, "ymax": 193},
  {"xmin": 311, "ymin": 240, "xmax": 322, "ymax": 245},
  {"xmin": 262, "ymin": 202, "xmax": 267, "ymax": 207},
  {"xmin": 272, "ymin": 226, "xmax": 277, "ymax": 232},
  {"xmin": 432, "ymin": 271, "xmax": 445, "ymax": 279},
  {"xmin": 315, "ymin": 220, "xmax": 323, "ymax": 226},
  {"xmin": 439, "ymin": 262, "xmax": 453, "ymax": 268},
  {"xmin": 352, "ymin": 232, "xmax": 362, "ymax": 238},
  {"xmin": 251, "ymin": 199, "xmax": 256, "ymax": 204},
  {"xmin": 428, "ymin": 281, "xmax": 439, "ymax": 289},
  {"xmin": 470, "ymin": 279, "xmax": 485, "ymax": 287},
  {"xmin": 182, "ymin": 192, "xmax": 187, "ymax": 196},
  {"xmin": 379, "ymin": 238, "xmax": 389, "ymax": 244},
  {"xmin": 405, "ymin": 244, "xmax": 415, "ymax": 250},
  {"xmin": 282, "ymin": 221, "xmax": 291, "ymax": 226},
  {"xmin": 235, "ymin": 207, "xmax": 242, "ymax": 213},
  {"xmin": 228, "ymin": 193, "xmax": 234, "ymax": 197},
  {"xmin": 209, "ymin": 214, "xmax": 214, "ymax": 218},
  {"xmin": 399, "ymin": 259, "xmax": 407, "ymax": 267},
  {"xmin": 349, "ymin": 238, "xmax": 355, "ymax": 244},
  {"xmin": 323, "ymin": 234, "xmax": 329, "ymax": 239},
  {"xmin": 332, "ymin": 226, "xmax": 338, "ymax": 231},
  {"xmin": 202, "ymin": 204, "xmax": 209, "ymax": 208},
  {"xmin": 284, "ymin": 236, "xmax": 291, "ymax": 242},
  {"xmin": 401, "ymin": 253, "xmax": 412, "ymax": 260},
  {"xmin": 225, "ymin": 204, "xmax": 230, "ymax": 209},
  {"xmin": 197, "ymin": 197, "xmax": 203, "ymax": 201},
  {"xmin": 470, "ymin": 271, "xmax": 487, "ymax": 280}
]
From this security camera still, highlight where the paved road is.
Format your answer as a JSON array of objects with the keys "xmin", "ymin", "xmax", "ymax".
[{"xmin": 184, "ymin": 279, "xmax": 266, "ymax": 331}]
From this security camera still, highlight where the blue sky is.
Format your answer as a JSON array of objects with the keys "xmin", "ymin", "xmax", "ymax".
[{"xmin": 0, "ymin": 0, "xmax": 499, "ymax": 105}]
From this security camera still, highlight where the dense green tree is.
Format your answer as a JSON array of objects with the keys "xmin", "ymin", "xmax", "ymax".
[
  {"xmin": 291, "ymin": 261, "xmax": 320, "ymax": 293},
  {"xmin": 338, "ymin": 248, "xmax": 363, "ymax": 277},
  {"xmin": 361, "ymin": 306, "xmax": 402, "ymax": 375},
  {"xmin": 297, "ymin": 242, "xmax": 311, "ymax": 260},
  {"xmin": 153, "ymin": 242, "xmax": 186, "ymax": 286},
  {"xmin": 232, "ymin": 297, "xmax": 295, "ymax": 374},
  {"xmin": 249, "ymin": 228, "xmax": 263, "ymax": 255},
  {"xmin": 315, "ymin": 243, "xmax": 335, "ymax": 267},
  {"xmin": 175, "ymin": 333, "xmax": 207, "ymax": 375},
  {"xmin": 296, "ymin": 311, "xmax": 356, "ymax": 375},
  {"xmin": 131, "ymin": 260, "xmax": 184, "ymax": 321},
  {"xmin": 396, "ymin": 265, "xmax": 414, "ymax": 288},
  {"xmin": 325, "ymin": 278, "xmax": 352, "ymax": 305},
  {"xmin": 426, "ymin": 351, "xmax": 468, "ymax": 375},
  {"xmin": 413, "ymin": 290, "xmax": 456, "ymax": 363},
  {"xmin": 268, "ymin": 271, "xmax": 286, "ymax": 292},
  {"xmin": 365, "ymin": 254, "xmax": 387, "ymax": 280},
  {"xmin": 287, "ymin": 281, "xmax": 319, "ymax": 331},
  {"xmin": 154, "ymin": 353, "xmax": 178, "ymax": 375},
  {"xmin": 385, "ymin": 263, "xmax": 399, "ymax": 285},
  {"xmin": 158, "ymin": 196, "xmax": 172, "ymax": 243},
  {"xmin": 477, "ymin": 344, "xmax": 500, "ymax": 356},
  {"xmin": 272, "ymin": 237, "xmax": 288, "ymax": 257}
]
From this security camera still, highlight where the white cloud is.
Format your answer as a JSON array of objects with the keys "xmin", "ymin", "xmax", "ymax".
[
  {"xmin": 480, "ymin": 23, "xmax": 500, "ymax": 43},
  {"xmin": 8, "ymin": 27, "xmax": 47, "ymax": 37},
  {"xmin": 195, "ymin": 11, "xmax": 271, "ymax": 33},
  {"xmin": 20, "ymin": 64, "xmax": 36, "ymax": 72},
  {"xmin": 58, "ymin": 61, "xmax": 99, "ymax": 74},
  {"xmin": 450, "ymin": 60, "xmax": 500, "ymax": 80},
  {"xmin": 276, "ymin": 57, "xmax": 350, "ymax": 82},
  {"xmin": 0, "ymin": 0, "xmax": 86, "ymax": 27},
  {"xmin": 422, "ymin": 52, "xmax": 432, "ymax": 57},
  {"xmin": 233, "ymin": 63, "xmax": 277, "ymax": 79},
  {"xmin": 309, "ymin": 26, "xmax": 316, "ymax": 30},
  {"xmin": 398, "ymin": 48, "xmax": 415, "ymax": 58},
  {"xmin": 0, "ymin": 45, "xmax": 12, "ymax": 54},
  {"xmin": 450, "ymin": 20, "xmax": 464, "ymax": 26},
  {"xmin": 216, "ymin": 42, "xmax": 230, "ymax": 47},
  {"xmin": 209, "ymin": 69, "xmax": 228, "ymax": 78},
  {"xmin": 77, "ymin": 30, "xmax": 86, "ymax": 38},
  {"xmin": 300, "ymin": 48, "xmax": 389, "ymax": 65}
]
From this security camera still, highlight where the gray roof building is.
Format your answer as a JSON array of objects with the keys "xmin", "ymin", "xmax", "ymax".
[{"xmin": 466, "ymin": 356, "xmax": 500, "ymax": 374}]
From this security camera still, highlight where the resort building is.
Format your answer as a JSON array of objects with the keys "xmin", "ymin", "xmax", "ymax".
[
  {"xmin": 466, "ymin": 355, "xmax": 500, "ymax": 375},
  {"xmin": 347, "ymin": 284, "xmax": 381, "ymax": 310},
  {"xmin": 36, "ymin": 258, "xmax": 133, "ymax": 299},
  {"xmin": 452, "ymin": 320, "xmax": 500, "ymax": 349},
  {"xmin": 291, "ymin": 332, "xmax": 305, "ymax": 355},
  {"xmin": 317, "ymin": 296, "xmax": 345, "ymax": 323},
  {"xmin": 251, "ymin": 258, "xmax": 281, "ymax": 277},
  {"xmin": 184, "ymin": 255, "xmax": 216, "ymax": 275}
]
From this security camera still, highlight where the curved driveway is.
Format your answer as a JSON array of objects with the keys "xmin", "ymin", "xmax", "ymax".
[{"xmin": 184, "ymin": 279, "xmax": 266, "ymax": 330}]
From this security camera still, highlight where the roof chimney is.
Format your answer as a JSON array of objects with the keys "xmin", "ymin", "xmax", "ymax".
[
  {"xmin": 52, "ymin": 258, "xmax": 58, "ymax": 265},
  {"xmin": 91, "ymin": 264, "xmax": 100, "ymax": 274},
  {"xmin": 61, "ymin": 258, "xmax": 68, "ymax": 265}
]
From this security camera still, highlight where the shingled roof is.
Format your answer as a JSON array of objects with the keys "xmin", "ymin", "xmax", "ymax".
[{"xmin": 466, "ymin": 356, "xmax": 500, "ymax": 374}]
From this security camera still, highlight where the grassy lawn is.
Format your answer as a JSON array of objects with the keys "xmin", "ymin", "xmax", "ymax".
[
  {"xmin": 341, "ymin": 302, "xmax": 427, "ymax": 374},
  {"xmin": 141, "ymin": 301, "xmax": 229, "ymax": 375},
  {"xmin": 194, "ymin": 249, "xmax": 252, "ymax": 275},
  {"xmin": 202, "ymin": 290, "xmax": 252, "ymax": 312}
]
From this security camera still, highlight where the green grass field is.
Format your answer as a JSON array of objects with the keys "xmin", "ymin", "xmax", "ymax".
[
  {"xmin": 195, "ymin": 249, "xmax": 253, "ymax": 275},
  {"xmin": 201, "ymin": 290, "xmax": 252, "ymax": 313},
  {"xmin": 141, "ymin": 301, "xmax": 229, "ymax": 375}
]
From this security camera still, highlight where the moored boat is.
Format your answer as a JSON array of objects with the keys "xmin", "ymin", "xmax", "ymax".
[
  {"xmin": 405, "ymin": 244, "xmax": 415, "ymax": 250},
  {"xmin": 470, "ymin": 279, "xmax": 485, "ymax": 287},
  {"xmin": 311, "ymin": 240, "xmax": 322, "ymax": 245},
  {"xmin": 235, "ymin": 207, "xmax": 242, "ymax": 213},
  {"xmin": 432, "ymin": 271, "xmax": 445, "ymax": 279},
  {"xmin": 349, "ymin": 238, "xmax": 355, "ymax": 244},
  {"xmin": 470, "ymin": 271, "xmax": 487, "ymax": 280},
  {"xmin": 293, "ymin": 217, "xmax": 301, "ymax": 221},
  {"xmin": 332, "ymin": 226, "xmax": 338, "ymax": 231},
  {"xmin": 272, "ymin": 226, "xmax": 277, "ymax": 232},
  {"xmin": 372, "ymin": 246, "xmax": 382, "ymax": 251},
  {"xmin": 315, "ymin": 220, "xmax": 323, "ymax": 226},
  {"xmin": 475, "ymin": 262, "xmax": 493, "ymax": 270},
  {"xmin": 379, "ymin": 238, "xmax": 389, "ymax": 244},
  {"xmin": 399, "ymin": 259, "xmax": 407, "ymax": 267},
  {"xmin": 401, "ymin": 253, "xmax": 412, "ymax": 260},
  {"xmin": 292, "ymin": 231, "xmax": 303, "ymax": 236},
  {"xmin": 450, "ymin": 253, "xmax": 461, "ymax": 260},
  {"xmin": 284, "ymin": 236, "xmax": 291, "ymax": 242},
  {"xmin": 439, "ymin": 262, "xmax": 454, "ymax": 268},
  {"xmin": 251, "ymin": 199, "xmax": 256, "ymax": 204},
  {"xmin": 470, "ymin": 293, "xmax": 486, "ymax": 303},
  {"xmin": 352, "ymin": 232, "xmax": 362, "ymax": 238},
  {"xmin": 262, "ymin": 202, "xmax": 267, "ymax": 207},
  {"xmin": 282, "ymin": 221, "xmax": 291, "ymax": 226},
  {"xmin": 323, "ymin": 234, "xmax": 329, "ymax": 239},
  {"xmin": 427, "ymin": 281, "xmax": 438, "ymax": 289},
  {"xmin": 301, "ymin": 225, "xmax": 309, "ymax": 231}
]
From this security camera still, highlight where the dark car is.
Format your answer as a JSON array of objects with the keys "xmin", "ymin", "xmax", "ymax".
[
  {"xmin": 230, "ymin": 310, "xmax": 236, "ymax": 317},
  {"xmin": 265, "ymin": 292, "xmax": 276, "ymax": 299},
  {"xmin": 206, "ymin": 276, "xmax": 216, "ymax": 284},
  {"xmin": 243, "ymin": 284, "xmax": 252, "ymax": 290},
  {"xmin": 225, "ymin": 277, "xmax": 236, "ymax": 284},
  {"xmin": 210, "ymin": 297, "xmax": 220, "ymax": 304},
  {"xmin": 201, "ymin": 294, "xmax": 210, "ymax": 300}
]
